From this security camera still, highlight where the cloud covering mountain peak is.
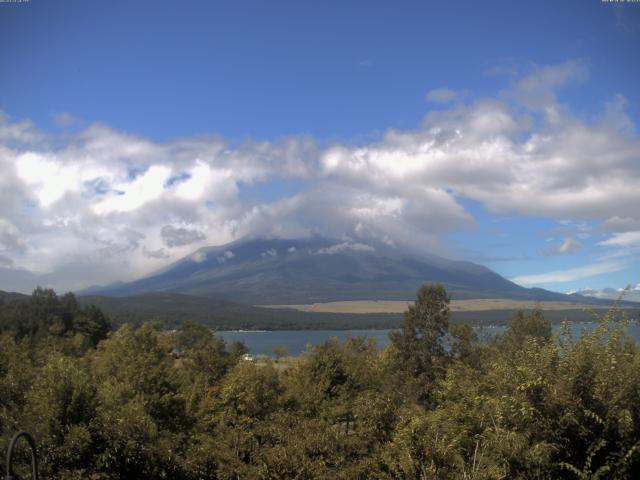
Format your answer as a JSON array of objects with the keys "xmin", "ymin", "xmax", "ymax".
[{"xmin": 1, "ymin": 61, "xmax": 639, "ymax": 292}]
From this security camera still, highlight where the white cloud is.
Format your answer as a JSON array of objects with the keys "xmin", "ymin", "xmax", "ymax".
[
  {"xmin": 544, "ymin": 237, "xmax": 581, "ymax": 256},
  {"xmin": 173, "ymin": 161, "xmax": 237, "ymax": 203},
  {"xmin": 53, "ymin": 112, "xmax": 78, "ymax": 127},
  {"xmin": 316, "ymin": 242, "xmax": 375, "ymax": 255},
  {"xmin": 0, "ymin": 60, "xmax": 639, "ymax": 291},
  {"xmin": 192, "ymin": 251, "xmax": 207, "ymax": 263},
  {"xmin": 261, "ymin": 248, "xmax": 277, "ymax": 258},
  {"xmin": 0, "ymin": 112, "xmax": 44, "ymax": 144},
  {"xmin": 142, "ymin": 247, "xmax": 170, "ymax": 259},
  {"xmin": 601, "ymin": 94, "xmax": 635, "ymax": 134},
  {"xmin": 0, "ymin": 219, "xmax": 24, "ymax": 252},
  {"xmin": 16, "ymin": 152, "xmax": 82, "ymax": 207},
  {"xmin": 599, "ymin": 231, "xmax": 640, "ymax": 248},
  {"xmin": 511, "ymin": 261, "xmax": 626, "ymax": 285},
  {"xmin": 604, "ymin": 216, "xmax": 640, "ymax": 232},
  {"xmin": 160, "ymin": 225, "xmax": 206, "ymax": 247},
  {"xmin": 217, "ymin": 250, "xmax": 235, "ymax": 263},
  {"xmin": 93, "ymin": 165, "xmax": 172, "ymax": 214},
  {"xmin": 569, "ymin": 284, "xmax": 640, "ymax": 303},
  {"xmin": 510, "ymin": 60, "xmax": 588, "ymax": 110},
  {"xmin": 426, "ymin": 88, "xmax": 458, "ymax": 104}
]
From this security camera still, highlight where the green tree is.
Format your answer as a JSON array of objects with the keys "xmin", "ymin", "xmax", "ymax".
[
  {"xmin": 502, "ymin": 308, "xmax": 552, "ymax": 350},
  {"xmin": 22, "ymin": 353, "xmax": 97, "ymax": 478},
  {"xmin": 173, "ymin": 321, "xmax": 235, "ymax": 416},
  {"xmin": 389, "ymin": 283, "xmax": 451, "ymax": 405},
  {"xmin": 90, "ymin": 323, "xmax": 189, "ymax": 478},
  {"xmin": 449, "ymin": 322, "xmax": 483, "ymax": 369},
  {"xmin": 73, "ymin": 304, "xmax": 111, "ymax": 347},
  {"xmin": 0, "ymin": 289, "xmax": 111, "ymax": 348}
]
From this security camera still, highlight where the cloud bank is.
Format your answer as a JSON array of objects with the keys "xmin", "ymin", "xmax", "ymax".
[
  {"xmin": 511, "ymin": 261, "xmax": 628, "ymax": 286},
  {"xmin": 1, "ymin": 61, "xmax": 639, "ymax": 292}
]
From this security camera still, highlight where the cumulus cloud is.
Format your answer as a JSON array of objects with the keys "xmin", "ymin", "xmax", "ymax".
[
  {"xmin": 261, "ymin": 248, "xmax": 277, "ymax": 258},
  {"xmin": 0, "ymin": 112, "xmax": 44, "ymax": 144},
  {"xmin": 161, "ymin": 225, "xmax": 206, "ymax": 248},
  {"xmin": 0, "ymin": 60, "xmax": 639, "ymax": 292},
  {"xmin": 544, "ymin": 237, "xmax": 581, "ymax": 256},
  {"xmin": 93, "ymin": 165, "xmax": 172, "ymax": 214}
]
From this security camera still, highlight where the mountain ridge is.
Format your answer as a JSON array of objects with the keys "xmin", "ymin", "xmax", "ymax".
[{"xmin": 79, "ymin": 236, "xmax": 610, "ymax": 305}]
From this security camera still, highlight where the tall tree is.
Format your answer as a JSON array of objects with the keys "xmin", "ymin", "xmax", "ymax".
[{"xmin": 389, "ymin": 284, "xmax": 451, "ymax": 405}]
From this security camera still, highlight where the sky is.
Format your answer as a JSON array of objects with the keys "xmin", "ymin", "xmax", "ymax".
[{"xmin": 0, "ymin": 0, "xmax": 640, "ymax": 296}]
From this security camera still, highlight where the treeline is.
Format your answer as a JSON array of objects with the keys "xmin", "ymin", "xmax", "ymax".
[
  {"xmin": 1, "ymin": 285, "xmax": 639, "ymax": 479},
  {"xmin": 0, "ymin": 287, "xmax": 111, "ymax": 347},
  {"xmin": 78, "ymin": 292, "xmax": 404, "ymax": 331}
]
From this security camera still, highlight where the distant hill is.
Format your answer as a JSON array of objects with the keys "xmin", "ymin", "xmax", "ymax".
[
  {"xmin": 0, "ymin": 290, "xmax": 28, "ymax": 304},
  {"xmin": 80, "ymin": 236, "xmax": 608, "ymax": 305}
]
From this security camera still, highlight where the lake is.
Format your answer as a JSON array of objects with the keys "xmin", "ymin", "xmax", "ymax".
[{"xmin": 219, "ymin": 321, "xmax": 640, "ymax": 356}]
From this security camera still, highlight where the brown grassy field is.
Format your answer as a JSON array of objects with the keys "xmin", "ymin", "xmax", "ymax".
[{"xmin": 261, "ymin": 299, "xmax": 617, "ymax": 314}]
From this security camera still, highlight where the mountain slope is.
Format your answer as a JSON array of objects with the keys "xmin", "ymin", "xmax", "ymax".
[
  {"xmin": 0, "ymin": 289, "xmax": 29, "ymax": 304},
  {"xmin": 82, "ymin": 236, "xmax": 589, "ymax": 304}
]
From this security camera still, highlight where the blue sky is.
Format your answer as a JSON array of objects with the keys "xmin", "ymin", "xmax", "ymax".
[{"xmin": 0, "ymin": 0, "xmax": 639, "ymax": 296}]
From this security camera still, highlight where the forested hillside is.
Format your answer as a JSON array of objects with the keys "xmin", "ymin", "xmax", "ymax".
[
  {"xmin": 78, "ymin": 292, "xmax": 404, "ymax": 330},
  {"xmin": 1, "ymin": 285, "xmax": 639, "ymax": 479}
]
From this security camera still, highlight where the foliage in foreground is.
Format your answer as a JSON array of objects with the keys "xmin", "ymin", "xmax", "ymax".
[{"xmin": 1, "ymin": 286, "xmax": 639, "ymax": 479}]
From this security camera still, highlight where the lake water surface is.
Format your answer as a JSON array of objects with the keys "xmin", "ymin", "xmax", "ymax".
[{"xmin": 219, "ymin": 321, "xmax": 640, "ymax": 356}]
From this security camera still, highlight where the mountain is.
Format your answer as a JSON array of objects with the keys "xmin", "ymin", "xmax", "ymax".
[
  {"xmin": 568, "ymin": 286, "xmax": 640, "ymax": 303},
  {"xmin": 80, "ymin": 236, "xmax": 596, "ymax": 305},
  {"xmin": 0, "ymin": 289, "xmax": 28, "ymax": 304}
]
